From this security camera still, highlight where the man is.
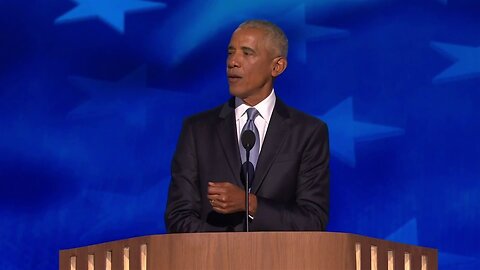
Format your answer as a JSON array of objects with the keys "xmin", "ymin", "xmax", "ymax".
[{"xmin": 165, "ymin": 20, "xmax": 329, "ymax": 232}]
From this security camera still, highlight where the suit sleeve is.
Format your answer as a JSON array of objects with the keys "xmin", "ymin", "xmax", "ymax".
[
  {"xmin": 164, "ymin": 119, "xmax": 222, "ymax": 233},
  {"xmin": 251, "ymin": 121, "xmax": 330, "ymax": 231}
]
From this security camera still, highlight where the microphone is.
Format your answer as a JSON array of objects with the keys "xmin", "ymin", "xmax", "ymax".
[
  {"xmin": 241, "ymin": 130, "xmax": 256, "ymax": 232},
  {"xmin": 241, "ymin": 130, "xmax": 255, "ymax": 151}
]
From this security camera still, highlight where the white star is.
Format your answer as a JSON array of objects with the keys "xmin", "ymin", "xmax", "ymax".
[
  {"xmin": 280, "ymin": 4, "xmax": 349, "ymax": 62},
  {"xmin": 318, "ymin": 97, "xmax": 404, "ymax": 167},
  {"xmin": 431, "ymin": 41, "xmax": 480, "ymax": 83},
  {"xmin": 56, "ymin": 0, "xmax": 166, "ymax": 33},
  {"xmin": 387, "ymin": 218, "xmax": 480, "ymax": 268},
  {"xmin": 68, "ymin": 66, "xmax": 189, "ymax": 128},
  {"xmin": 150, "ymin": 0, "xmax": 377, "ymax": 65}
]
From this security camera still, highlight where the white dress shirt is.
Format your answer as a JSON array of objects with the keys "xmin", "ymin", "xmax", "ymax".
[{"xmin": 235, "ymin": 89, "xmax": 276, "ymax": 153}]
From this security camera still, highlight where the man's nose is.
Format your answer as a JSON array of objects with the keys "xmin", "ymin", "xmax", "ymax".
[{"xmin": 227, "ymin": 54, "xmax": 240, "ymax": 68}]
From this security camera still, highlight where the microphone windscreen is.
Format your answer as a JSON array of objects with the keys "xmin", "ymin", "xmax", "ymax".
[{"xmin": 241, "ymin": 130, "xmax": 256, "ymax": 151}]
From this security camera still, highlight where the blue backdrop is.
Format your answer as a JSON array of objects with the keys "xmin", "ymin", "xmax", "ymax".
[{"xmin": 1, "ymin": 0, "xmax": 479, "ymax": 269}]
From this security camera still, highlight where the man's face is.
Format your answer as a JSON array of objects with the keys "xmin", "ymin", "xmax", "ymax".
[{"xmin": 227, "ymin": 27, "xmax": 276, "ymax": 102}]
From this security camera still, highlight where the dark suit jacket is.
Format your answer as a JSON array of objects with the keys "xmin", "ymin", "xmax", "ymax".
[{"xmin": 165, "ymin": 97, "xmax": 330, "ymax": 232}]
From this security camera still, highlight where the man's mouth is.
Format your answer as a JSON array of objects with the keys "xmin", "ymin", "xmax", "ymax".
[{"xmin": 228, "ymin": 75, "xmax": 242, "ymax": 83}]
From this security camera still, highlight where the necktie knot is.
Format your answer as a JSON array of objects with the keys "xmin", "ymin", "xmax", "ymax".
[{"xmin": 246, "ymin": 108, "xmax": 259, "ymax": 122}]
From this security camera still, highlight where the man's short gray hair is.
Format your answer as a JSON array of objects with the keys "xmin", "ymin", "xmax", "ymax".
[{"xmin": 238, "ymin": 19, "xmax": 289, "ymax": 58}]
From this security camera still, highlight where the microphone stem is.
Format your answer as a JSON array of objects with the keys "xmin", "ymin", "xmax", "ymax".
[{"xmin": 245, "ymin": 150, "xmax": 250, "ymax": 232}]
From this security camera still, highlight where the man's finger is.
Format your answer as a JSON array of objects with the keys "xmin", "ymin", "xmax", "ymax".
[
  {"xmin": 209, "ymin": 181, "xmax": 235, "ymax": 187},
  {"xmin": 207, "ymin": 186, "xmax": 227, "ymax": 195},
  {"xmin": 212, "ymin": 206, "xmax": 228, "ymax": 214},
  {"xmin": 211, "ymin": 200, "xmax": 228, "ymax": 210},
  {"xmin": 207, "ymin": 194, "xmax": 224, "ymax": 202}
]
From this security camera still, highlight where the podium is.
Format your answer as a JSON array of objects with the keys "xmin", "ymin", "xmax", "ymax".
[{"xmin": 59, "ymin": 232, "xmax": 437, "ymax": 270}]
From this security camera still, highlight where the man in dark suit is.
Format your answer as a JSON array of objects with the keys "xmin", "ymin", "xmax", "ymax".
[{"xmin": 165, "ymin": 20, "xmax": 329, "ymax": 232}]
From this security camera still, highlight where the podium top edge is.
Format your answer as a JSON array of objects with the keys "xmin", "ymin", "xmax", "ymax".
[{"xmin": 59, "ymin": 231, "xmax": 437, "ymax": 253}]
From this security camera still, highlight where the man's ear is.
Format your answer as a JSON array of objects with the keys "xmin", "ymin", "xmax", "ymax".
[{"xmin": 272, "ymin": 57, "xmax": 288, "ymax": 77}]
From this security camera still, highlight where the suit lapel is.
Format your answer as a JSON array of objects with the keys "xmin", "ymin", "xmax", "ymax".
[
  {"xmin": 216, "ymin": 98, "xmax": 243, "ymax": 186},
  {"xmin": 251, "ymin": 99, "xmax": 290, "ymax": 193}
]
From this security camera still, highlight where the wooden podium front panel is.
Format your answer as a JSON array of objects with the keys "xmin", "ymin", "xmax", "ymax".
[
  {"xmin": 60, "ymin": 232, "xmax": 437, "ymax": 270},
  {"xmin": 148, "ymin": 232, "xmax": 353, "ymax": 270}
]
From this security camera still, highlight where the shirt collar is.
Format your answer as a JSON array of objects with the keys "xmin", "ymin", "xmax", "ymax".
[{"xmin": 235, "ymin": 89, "xmax": 276, "ymax": 123}]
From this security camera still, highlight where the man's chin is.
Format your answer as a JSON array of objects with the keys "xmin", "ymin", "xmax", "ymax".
[{"xmin": 229, "ymin": 87, "xmax": 247, "ymax": 98}]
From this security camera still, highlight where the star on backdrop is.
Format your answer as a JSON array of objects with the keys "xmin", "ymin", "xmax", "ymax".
[
  {"xmin": 76, "ymin": 178, "xmax": 171, "ymax": 240},
  {"xmin": 387, "ymin": 218, "xmax": 419, "ymax": 245},
  {"xmin": 68, "ymin": 66, "xmax": 189, "ymax": 128},
  {"xmin": 386, "ymin": 218, "xmax": 480, "ymax": 269},
  {"xmin": 150, "ymin": 0, "xmax": 376, "ymax": 65},
  {"xmin": 318, "ymin": 97, "xmax": 404, "ymax": 167},
  {"xmin": 431, "ymin": 42, "xmax": 480, "ymax": 83},
  {"xmin": 280, "ymin": 4, "xmax": 349, "ymax": 62},
  {"xmin": 0, "ymin": 177, "xmax": 170, "ymax": 268},
  {"xmin": 55, "ymin": 0, "xmax": 166, "ymax": 33}
]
